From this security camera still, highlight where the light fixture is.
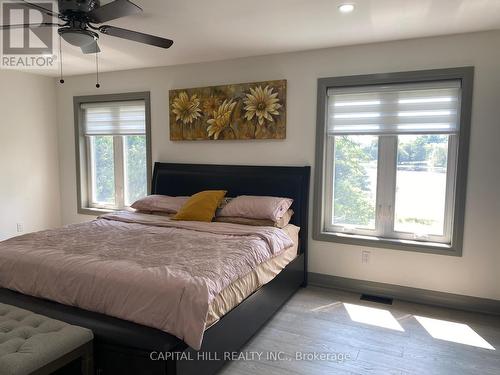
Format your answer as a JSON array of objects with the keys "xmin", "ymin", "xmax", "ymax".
[
  {"xmin": 338, "ymin": 3, "xmax": 355, "ymax": 13},
  {"xmin": 58, "ymin": 28, "xmax": 98, "ymax": 48},
  {"xmin": 57, "ymin": 28, "xmax": 101, "ymax": 88}
]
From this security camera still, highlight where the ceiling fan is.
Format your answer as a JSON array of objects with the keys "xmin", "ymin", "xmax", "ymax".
[{"xmin": 0, "ymin": 0, "xmax": 174, "ymax": 54}]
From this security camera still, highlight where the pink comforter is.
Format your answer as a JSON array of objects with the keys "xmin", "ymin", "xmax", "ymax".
[{"xmin": 0, "ymin": 212, "xmax": 294, "ymax": 349}]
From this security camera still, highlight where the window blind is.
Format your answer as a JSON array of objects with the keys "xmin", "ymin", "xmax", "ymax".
[
  {"xmin": 82, "ymin": 100, "xmax": 146, "ymax": 135},
  {"xmin": 327, "ymin": 80, "xmax": 461, "ymax": 135}
]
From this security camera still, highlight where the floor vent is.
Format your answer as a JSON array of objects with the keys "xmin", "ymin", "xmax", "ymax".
[{"xmin": 360, "ymin": 294, "xmax": 393, "ymax": 305}]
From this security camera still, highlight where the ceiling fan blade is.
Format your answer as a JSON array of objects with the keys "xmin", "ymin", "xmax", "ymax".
[
  {"xmin": 87, "ymin": 0, "xmax": 142, "ymax": 24},
  {"xmin": 1, "ymin": 22, "xmax": 59, "ymax": 30},
  {"xmin": 99, "ymin": 25, "xmax": 173, "ymax": 49},
  {"xmin": 18, "ymin": 0, "xmax": 59, "ymax": 18},
  {"xmin": 81, "ymin": 41, "xmax": 101, "ymax": 54}
]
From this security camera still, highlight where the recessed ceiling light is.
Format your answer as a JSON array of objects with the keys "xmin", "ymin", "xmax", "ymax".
[{"xmin": 338, "ymin": 3, "xmax": 355, "ymax": 13}]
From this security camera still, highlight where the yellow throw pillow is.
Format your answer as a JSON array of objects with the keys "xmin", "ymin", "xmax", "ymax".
[{"xmin": 173, "ymin": 190, "xmax": 227, "ymax": 222}]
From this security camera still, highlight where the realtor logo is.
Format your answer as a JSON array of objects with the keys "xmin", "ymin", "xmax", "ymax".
[{"xmin": 1, "ymin": 0, "xmax": 55, "ymax": 68}]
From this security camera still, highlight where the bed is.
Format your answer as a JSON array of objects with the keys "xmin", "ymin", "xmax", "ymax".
[{"xmin": 0, "ymin": 163, "xmax": 310, "ymax": 375}]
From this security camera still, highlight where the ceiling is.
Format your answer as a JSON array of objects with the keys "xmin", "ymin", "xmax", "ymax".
[{"xmin": 9, "ymin": 0, "xmax": 500, "ymax": 76}]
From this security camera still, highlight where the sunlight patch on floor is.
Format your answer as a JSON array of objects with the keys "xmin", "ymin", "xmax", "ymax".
[
  {"xmin": 415, "ymin": 316, "xmax": 495, "ymax": 350},
  {"xmin": 344, "ymin": 303, "xmax": 405, "ymax": 331}
]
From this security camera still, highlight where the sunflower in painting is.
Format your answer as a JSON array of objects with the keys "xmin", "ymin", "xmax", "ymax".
[
  {"xmin": 207, "ymin": 99, "xmax": 237, "ymax": 139},
  {"xmin": 172, "ymin": 92, "xmax": 202, "ymax": 125},
  {"xmin": 203, "ymin": 95, "xmax": 223, "ymax": 116},
  {"xmin": 243, "ymin": 85, "xmax": 282, "ymax": 126}
]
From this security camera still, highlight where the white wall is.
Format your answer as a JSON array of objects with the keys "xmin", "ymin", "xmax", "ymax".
[
  {"xmin": 56, "ymin": 30, "xmax": 500, "ymax": 301},
  {"xmin": 0, "ymin": 70, "xmax": 61, "ymax": 240}
]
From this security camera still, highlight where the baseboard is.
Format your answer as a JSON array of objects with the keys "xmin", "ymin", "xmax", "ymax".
[{"xmin": 309, "ymin": 272, "xmax": 500, "ymax": 316}]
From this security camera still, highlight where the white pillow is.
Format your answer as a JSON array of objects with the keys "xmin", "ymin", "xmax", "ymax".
[
  {"xmin": 131, "ymin": 195, "xmax": 188, "ymax": 214},
  {"xmin": 218, "ymin": 195, "xmax": 293, "ymax": 221}
]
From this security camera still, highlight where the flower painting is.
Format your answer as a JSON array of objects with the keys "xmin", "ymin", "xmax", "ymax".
[
  {"xmin": 243, "ymin": 85, "xmax": 282, "ymax": 126},
  {"xmin": 169, "ymin": 80, "xmax": 286, "ymax": 140},
  {"xmin": 171, "ymin": 92, "xmax": 202, "ymax": 125}
]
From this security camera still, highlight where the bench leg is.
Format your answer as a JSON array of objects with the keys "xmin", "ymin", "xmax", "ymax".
[{"xmin": 81, "ymin": 342, "xmax": 94, "ymax": 375}]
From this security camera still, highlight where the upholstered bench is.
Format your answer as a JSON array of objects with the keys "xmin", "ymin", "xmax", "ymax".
[{"xmin": 0, "ymin": 303, "xmax": 93, "ymax": 375}]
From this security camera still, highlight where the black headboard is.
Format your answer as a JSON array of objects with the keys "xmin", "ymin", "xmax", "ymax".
[{"xmin": 152, "ymin": 163, "xmax": 310, "ymax": 255}]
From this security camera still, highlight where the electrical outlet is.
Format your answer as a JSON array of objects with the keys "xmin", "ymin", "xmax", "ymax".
[
  {"xmin": 362, "ymin": 250, "xmax": 370, "ymax": 264},
  {"xmin": 16, "ymin": 223, "xmax": 24, "ymax": 233}
]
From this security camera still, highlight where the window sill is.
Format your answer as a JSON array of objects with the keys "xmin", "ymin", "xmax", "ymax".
[
  {"xmin": 313, "ymin": 230, "xmax": 461, "ymax": 256},
  {"xmin": 78, "ymin": 207, "xmax": 119, "ymax": 216}
]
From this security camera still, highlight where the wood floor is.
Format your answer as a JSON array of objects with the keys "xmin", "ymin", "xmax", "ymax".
[{"xmin": 218, "ymin": 286, "xmax": 500, "ymax": 375}]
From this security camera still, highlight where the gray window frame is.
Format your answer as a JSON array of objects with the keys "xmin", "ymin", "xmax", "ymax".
[
  {"xmin": 74, "ymin": 92, "xmax": 152, "ymax": 216},
  {"xmin": 313, "ymin": 67, "xmax": 474, "ymax": 256}
]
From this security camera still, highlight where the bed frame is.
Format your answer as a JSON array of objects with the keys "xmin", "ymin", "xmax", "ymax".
[{"xmin": 0, "ymin": 163, "xmax": 310, "ymax": 375}]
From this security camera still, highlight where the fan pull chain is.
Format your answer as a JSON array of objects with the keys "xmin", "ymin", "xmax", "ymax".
[
  {"xmin": 58, "ymin": 35, "xmax": 64, "ymax": 84},
  {"xmin": 95, "ymin": 51, "xmax": 100, "ymax": 88}
]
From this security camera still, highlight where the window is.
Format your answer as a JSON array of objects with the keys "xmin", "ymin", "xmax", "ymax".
[
  {"xmin": 75, "ymin": 93, "xmax": 151, "ymax": 214},
  {"xmin": 314, "ymin": 68, "xmax": 474, "ymax": 255}
]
